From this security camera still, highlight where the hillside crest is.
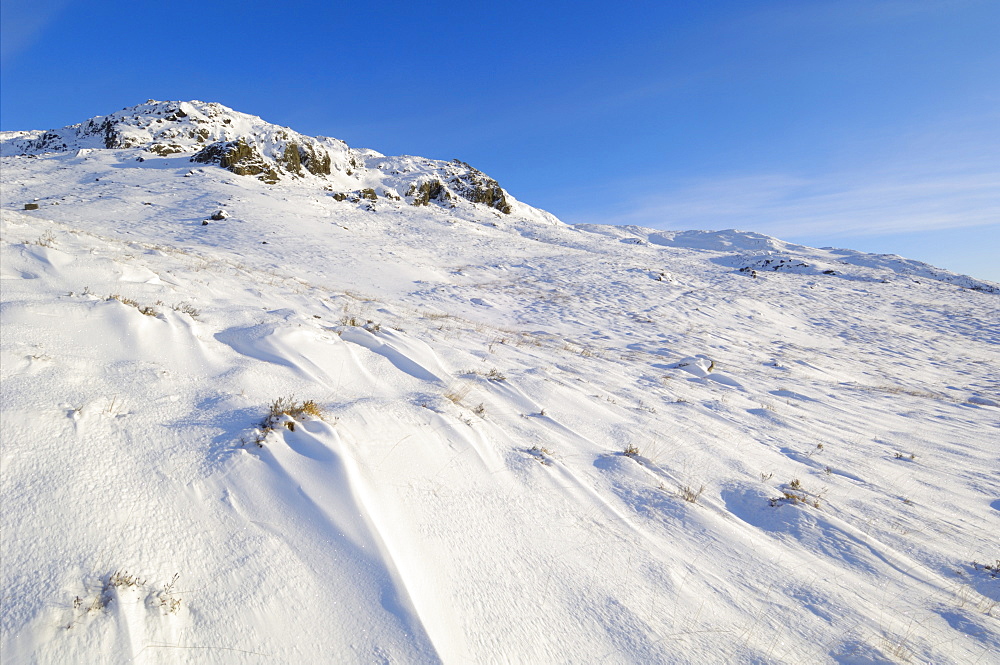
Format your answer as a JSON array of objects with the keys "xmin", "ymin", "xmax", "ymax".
[{"xmin": 0, "ymin": 99, "xmax": 528, "ymax": 217}]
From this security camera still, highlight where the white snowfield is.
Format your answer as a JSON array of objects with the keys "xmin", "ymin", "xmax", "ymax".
[{"xmin": 1, "ymin": 101, "xmax": 997, "ymax": 664}]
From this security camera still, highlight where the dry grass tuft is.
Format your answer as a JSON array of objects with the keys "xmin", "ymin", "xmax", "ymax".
[
  {"xmin": 171, "ymin": 302, "xmax": 200, "ymax": 318},
  {"xmin": 245, "ymin": 397, "xmax": 324, "ymax": 446},
  {"xmin": 444, "ymin": 384, "xmax": 471, "ymax": 406},
  {"xmin": 268, "ymin": 397, "xmax": 323, "ymax": 421},
  {"xmin": 106, "ymin": 294, "xmax": 159, "ymax": 316},
  {"xmin": 679, "ymin": 484, "xmax": 706, "ymax": 503},
  {"xmin": 485, "ymin": 368, "xmax": 506, "ymax": 381},
  {"xmin": 527, "ymin": 445, "xmax": 555, "ymax": 465},
  {"xmin": 25, "ymin": 231, "xmax": 56, "ymax": 247}
]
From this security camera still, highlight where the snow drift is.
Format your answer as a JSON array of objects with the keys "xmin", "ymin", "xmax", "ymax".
[{"xmin": 1, "ymin": 101, "xmax": 998, "ymax": 664}]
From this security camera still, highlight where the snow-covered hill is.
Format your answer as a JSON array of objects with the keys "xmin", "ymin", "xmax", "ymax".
[
  {"xmin": 0, "ymin": 100, "xmax": 557, "ymax": 225},
  {"xmin": 1, "ymin": 101, "xmax": 998, "ymax": 664}
]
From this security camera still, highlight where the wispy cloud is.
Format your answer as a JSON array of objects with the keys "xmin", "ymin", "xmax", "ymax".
[
  {"xmin": 1, "ymin": 0, "xmax": 74, "ymax": 67},
  {"xmin": 596, "ymin": 169, "xmax": 1000, "ymax": 239},
  {"xmin": 575, "ymin": 110, "xmax": 1000, "ymax": 239}
]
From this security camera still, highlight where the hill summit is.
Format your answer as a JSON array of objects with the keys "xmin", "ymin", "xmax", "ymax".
[{"xmin": 2, "ymin": 99, "xmax": 535, "ymax": 217}]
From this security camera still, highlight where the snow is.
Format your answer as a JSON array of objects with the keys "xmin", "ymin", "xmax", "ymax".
[{"xmin": 1, "ymin": 101, "xmax": 998, "ymax": 664}]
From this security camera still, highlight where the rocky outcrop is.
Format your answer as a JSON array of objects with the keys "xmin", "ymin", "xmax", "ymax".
[
  {"xmin": 404, "ymin": 164, "xmax": 511, "ymax": 214},
  {"xmin": 1, "ymin": 101, "xmax": 518, "ymax": 214},
  {"xmin": 191, "ymin": 139, "xmax": 279, "ymax": 183},
  {"xmin": 408, "ymin": 180, "xmax": 449, "ymax": 206},
  {"xmin": 448, "ymin": 162, "xmax": 511, "ymax": 214}
]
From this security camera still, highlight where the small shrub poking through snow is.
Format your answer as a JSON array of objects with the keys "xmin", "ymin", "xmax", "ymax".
[
  {"xmin": 972, "ymin": 560, "xmax": 1000, "ymax": 579},
  {"xmin": 106, "ymin": 293, "xmax": 159, "ymax": 316},
  {"xmin": 623, "ymin": 444, "xmax": 640, "ymax": 458},
  {"xmin": 444, "ymin": 384, "xmax": 471, "ymax": 406},
  {"xmin": 157, "ymin": 573, "xmax": 183, "ymax": 614},
  {"xmin": 108, "ymin": 294, "xmax": 140, "ymax": 307},
  {"xmin": 679, "ymin": 485, "xmax": 705, "ymax": 503},
  {"xmin": 69, "ymin": 570, "xmax": 182, "ymax": 627},
  {"xmin": 25, "ymin": 231, "xmax": 56, "ymax": 247},
  {"xmin": 769, "ymin": 479, "xmax": 824, "ymax": 508},
  {"xmin": 171, "ymin": 302, "xmax": 200, "ymax": 318},
  {"xmin": 246, "ymin": 397, "xmax": 324, "ymax": 446},
  {"xmin": 526, "ymin": 446, "xmax": 555, "ymax": 465},
  {"xmin": 268, "ymin": 397, "xmax": 323, "ymax": 421},
  {"xmin": 340, "ymin": 315, "xmax": 381, "ymax": 332},
  {"xmin": 107, "ymin": 570, "xmax": 146, "ymax": 589}
]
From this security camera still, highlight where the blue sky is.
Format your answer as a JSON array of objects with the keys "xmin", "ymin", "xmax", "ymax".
[{"xmin": 3, "ymin": 0, "xmax": 998, "ymax": 281}]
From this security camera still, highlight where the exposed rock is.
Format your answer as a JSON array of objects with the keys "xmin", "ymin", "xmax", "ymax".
[
  {"xmin": 25, "ymin": 131, "xmax": 68, "ymax": 152},
  {"xmin": 279, "ymin": 143, "xmax": 303, "ymax": 176},
  {"xmin": 191, "ymin": 139, "xmax": 279, "ymax": 184},
  {"xmin": 2, "ymin": 101, "xmax": 513, "ymax": 207},
  {"xmin": 147, "ymin": 143, "xmax": 186, "ymax": 156},
  {"xmin": 449, "ymin": 162, "xmax": 511, "ymax": 214},
  {"xmin": 301, "ymin": 143, "xmax": 332, "ymax": 176},
  {"xmin": 408, "ymin": 180, "xmax": 449, "ymax": 206}
]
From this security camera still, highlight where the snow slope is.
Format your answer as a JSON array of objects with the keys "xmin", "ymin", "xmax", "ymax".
[{"xmin": 1, "ymin": 102, "xmax": 998, "ymax": 664}]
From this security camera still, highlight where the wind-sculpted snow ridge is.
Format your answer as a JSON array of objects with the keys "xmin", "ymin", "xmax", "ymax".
[{"xmin": 1, "ymin": 104, "xmax": 999, "ymax": 664}]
